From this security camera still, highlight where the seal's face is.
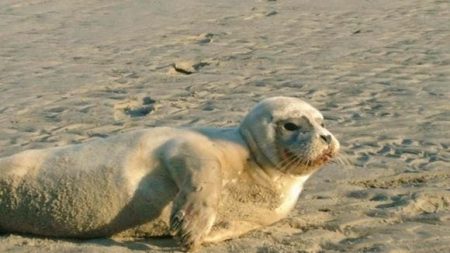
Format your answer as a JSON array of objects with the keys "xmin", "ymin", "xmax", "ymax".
[
  {"xmin": 240, "ymin": 97, "xmax": 340, "ymax": 176},
  {"xmin": 275, "ymin": 114, "xmax": 339, "ymax": 175}
]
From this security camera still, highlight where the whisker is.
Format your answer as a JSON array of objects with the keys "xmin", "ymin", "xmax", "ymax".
[
  {"xmin": 274, "ymin": 156, "xmax": 291, "ymax": 170},
  {"xmin": 292, "ymin": 157, "xmax": 306, "ymax": 171},
  {"xmin": 278, "ymin": 156, "xmax": 299, "ymax": 172},
  {"xmin": 285, "ymin": 147, "xmax": 308, "ymax": 170},
  {"xmin": 275, "ymin": 142, "xmax": 347, "ymax": 173},
  {"xmin": 275, "ymin": 151, "xmax": 303, "ymax": 172},
  {"xmin": 285, "ymin": 156, "xmax": 302, "ymax": 172},
  {"xmin": 277, "ymin": 155, "xmax": 292, "ymax": 168},
  {"xmin": 332, "ymin": 152, "xmax": 353, "ymax": 166}
]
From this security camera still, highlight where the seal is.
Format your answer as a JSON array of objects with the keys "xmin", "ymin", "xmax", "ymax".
[{"xmin": 0, "ymin": 96, "xmax": 339, "ymax": 251}]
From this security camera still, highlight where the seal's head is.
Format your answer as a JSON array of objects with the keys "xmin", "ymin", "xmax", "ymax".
[{"xmin": 240, "ymin": 96, "xmax": 340, "ymax": 175}]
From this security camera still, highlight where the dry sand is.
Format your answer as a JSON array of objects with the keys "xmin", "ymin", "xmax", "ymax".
[{"xmin": 0, "ymin": 0, "xmax": 449, "ymax": 252}]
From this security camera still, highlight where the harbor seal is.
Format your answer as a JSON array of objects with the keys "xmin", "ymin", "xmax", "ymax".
[{"xmin": 0, "ymin": 96, "xmax": 339, "ymax": 251}]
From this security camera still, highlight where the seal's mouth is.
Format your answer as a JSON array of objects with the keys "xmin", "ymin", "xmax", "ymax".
[
  {"xmin": 281, "ymin": 147, "xmax": 335, "ymax": 168},
  {"xmin": 282, "ymin": 149, "xmax": 296, "ymax": 161},
  {"xmin": 313, "ymin": 149, "xmax": 334, "ymax": 166}
]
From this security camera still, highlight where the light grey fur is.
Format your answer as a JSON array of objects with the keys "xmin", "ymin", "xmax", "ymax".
[{"xmin": 0, "ymin": 97, "xmax": 340, "ymax": 251}]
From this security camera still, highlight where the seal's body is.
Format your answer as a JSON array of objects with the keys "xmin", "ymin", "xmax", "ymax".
[{"xmin": 0, "ymin": 97, "xmax": 340, "ymax": 250}]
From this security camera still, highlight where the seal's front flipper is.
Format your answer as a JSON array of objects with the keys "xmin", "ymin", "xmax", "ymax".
[
  {"xmin": 163, "ymin": 139, "xmax": 222, "ymax": 251},
  {"xmin": 170, "ymin": 190, "xmax": 218, "ymax": 251}
]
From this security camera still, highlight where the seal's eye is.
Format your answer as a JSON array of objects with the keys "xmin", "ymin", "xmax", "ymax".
[
  {"xmin": 321, "ymin": 123, "xmax": 325, "ymax": 127},
  {"xmin": 283, "ymin": 122, "xmax": 299, "ymax": 131}
]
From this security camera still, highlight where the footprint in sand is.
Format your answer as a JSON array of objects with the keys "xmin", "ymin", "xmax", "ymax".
[
  {"xmin": 366, "ymin": 191, "xmax": 450, "ymax": 223},
  {"xmin": 114, "ymin": 96, "xmax": 155, "ymax": 120},
  {"xmin": 109, "ymin": 68, "xmax": 140, "ymax": 84},
  {"xmin": 351, "ymin": 173, "xmax": 450, "ymax": 189}
]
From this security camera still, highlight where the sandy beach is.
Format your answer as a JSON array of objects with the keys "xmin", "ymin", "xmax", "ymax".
[{"xmin": 0, "ymin": 0, "xmax": 449, "ymax": 252}]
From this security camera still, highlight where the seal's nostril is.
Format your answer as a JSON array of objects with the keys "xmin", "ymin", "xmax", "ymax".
[{"xmin": 320, "ymin": 134, "xmax": 332, "ymax": 144}]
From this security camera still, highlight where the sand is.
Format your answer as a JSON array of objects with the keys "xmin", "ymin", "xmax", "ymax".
[{"xmin": 0, "ymin": 0, "xmax": 449, "ymax": 252}]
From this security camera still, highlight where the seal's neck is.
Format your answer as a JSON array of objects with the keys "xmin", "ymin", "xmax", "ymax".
[
  {"xmin": 246, "ymin": 156, "xmax": 312, "ymax": 216},
  {"xmin": 238, "ymin": 127, "xmax": 312, "ymax": 216},
  {"xmin": 274, "ymin": 174, "xmax": 311, "ymax": 215},
  {"xmin": 238, "ymin": 127, "xmax": 278, "ymax": 172},
  {"xmin": 239, "ymin": 126, "xmax": 299, "ymax": 186}
]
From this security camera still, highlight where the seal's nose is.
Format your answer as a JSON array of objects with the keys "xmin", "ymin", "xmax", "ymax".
[{"xmin": 320, "ymin": 134, "xmax": 332, "ymax": 144}]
